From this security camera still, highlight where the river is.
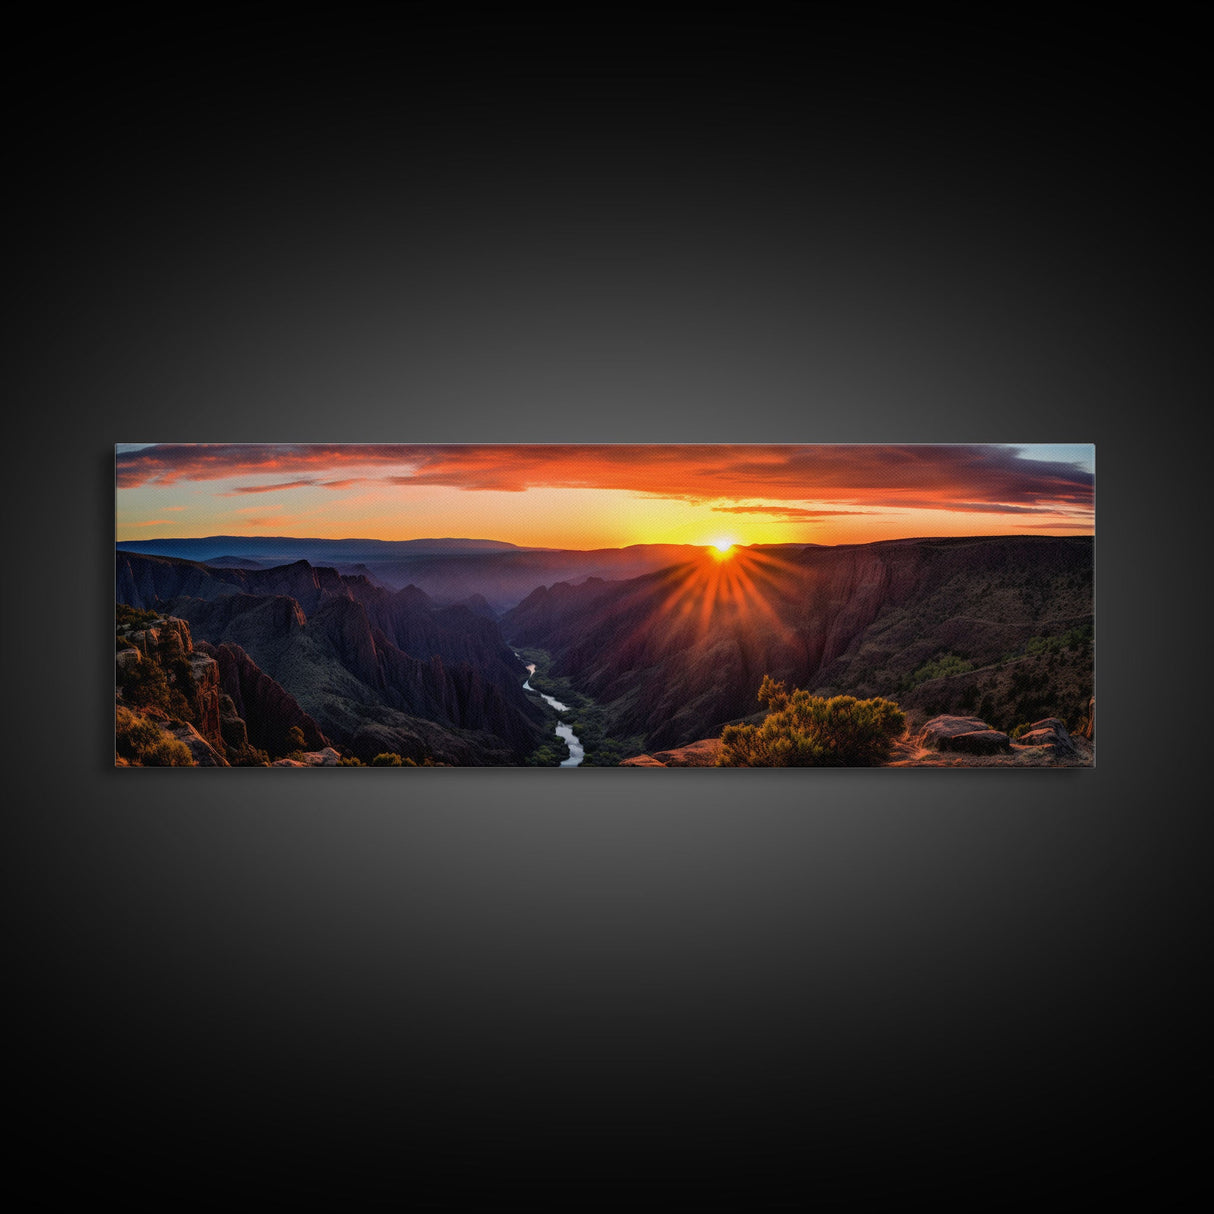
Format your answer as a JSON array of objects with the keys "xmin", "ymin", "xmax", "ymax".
[{"xmin": 520, "ymin": 659, "xmax": 584, "ymax": 767}]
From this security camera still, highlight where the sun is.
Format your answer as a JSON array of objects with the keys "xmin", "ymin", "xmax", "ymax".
[{"xmin": 710, "ymin": 537, "xmax": 736, "ymax": 559}]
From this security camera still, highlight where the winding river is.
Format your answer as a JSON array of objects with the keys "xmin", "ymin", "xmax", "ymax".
[{"xmin": 520, "ymin": 659, "xmax": 584, "ymax": 767}]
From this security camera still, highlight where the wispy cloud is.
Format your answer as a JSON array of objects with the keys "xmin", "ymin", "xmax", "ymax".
[
  {"xmin": 1021, "ymin": 520, "xmax": 1096, "ymax": 530},
  {"xmin": 223, "ymin": 479, "xmax": 321, "ymax": 495},
  {"xmin": 712, "ymin": 505, "xmax": 878, "ymax": 519},
  {"xmin": 219, "ymin": 476, "xmax": 376, "ymax": 496},
  {"xmin": 858, "ymin": 497, "xmax": 1092, "ymax": 516}
]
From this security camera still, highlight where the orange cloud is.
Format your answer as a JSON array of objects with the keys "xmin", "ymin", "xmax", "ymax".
[
  {"xmin": 116, "ymin": 444, "xmax": 1094, "ymax": 517},
  {"xmin": 712, "ymin": 505, "xmax": 879, "ymax": 519}
]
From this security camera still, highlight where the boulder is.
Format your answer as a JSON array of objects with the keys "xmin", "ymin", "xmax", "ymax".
[
  {"xmin": 130, "ymin": 619, "xmax": 191, "ymax": 662},
  {"xmin": 296, "ymin": 747, "xmax": 343, "ymax": 766},
  {"xmin": 1016, "ymin": 718, "xmax": 1077, "ymax": 755},
  {"xmin": 940, "ymin": 729, "xmax": 1010, "ymax": 755},
  {"xmin": 917, "ymin": 715, "xmax": 994, "ymax": 748}
]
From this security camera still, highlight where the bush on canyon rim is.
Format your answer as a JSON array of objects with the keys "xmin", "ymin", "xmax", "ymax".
[
  {"xmin": 142, "ymin": 736, "xmax": 195, "ymax": 766},
  {"xmin": 115, "ymin": 705, "xmax": 164, "ymax": 761},
  {"xmin": 717, "ymin": 676, "xmax": 906, "ymax": 767},
  {"xmin": 115, "ymin": 706, "xmax": 195, "ymax": 766}
]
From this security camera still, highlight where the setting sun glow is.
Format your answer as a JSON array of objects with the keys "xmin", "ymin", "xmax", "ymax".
[{"xmin": 710, "ymin": 539, "xmax": 736, "ymax": 559}]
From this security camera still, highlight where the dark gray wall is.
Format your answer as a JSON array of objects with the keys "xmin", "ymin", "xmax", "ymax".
[{"xmin": 12, "ymin": 11, "xmax": 1205, "ymax": 1204}]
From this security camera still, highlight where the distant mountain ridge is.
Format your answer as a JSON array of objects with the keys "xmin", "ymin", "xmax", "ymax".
[
  {"xmin": 116, "ymin": 535, "xmax": 535, "ymax": 561},
  {"xmin": 116, "ymin": 536, "xmax": 725, "ymax": 610}
]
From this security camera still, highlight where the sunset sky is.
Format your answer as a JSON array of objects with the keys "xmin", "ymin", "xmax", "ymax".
[{"xmin": 115, "ymin": 443, "xmax": 1094, "ymax": 550}]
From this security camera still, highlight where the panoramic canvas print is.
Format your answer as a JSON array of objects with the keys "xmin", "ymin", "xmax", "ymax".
[{"xmin": 115, "ymin": 444, "xmax": 1094, "ymax": 768}]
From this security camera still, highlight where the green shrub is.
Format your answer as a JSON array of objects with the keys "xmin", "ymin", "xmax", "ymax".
[
  {"xmin": 716, "ymin": 676, "xmax": 905, "ymax": 767},
  {"xmin": 371, "ymin": 752, "xmax": 404, "ymax": 766},
  {"xmin": 904, "ymin": 653, "xmax": 974, "ymax": 690},
  {"xmin": 115, "ymin": 604, "xmax": 161, "ymax": 629},
  {"xmin": 142, "ymin": 736, "xmax": 195, "ymax": 766},
  {"xmin": 525, "ymin": 742, "xmax": 565, "ymax": 766},
  {"xmin": 232, "ymin": 749, "xmax": 271, "ymax": 767},
  {"xmin": 115, "ymin": 705, "xmax": 196, "ymax": 765},
  {"xmin": 115, "ymin": 705, "xmax": 164, "ymax": 760},
  {"xmin": 117, "ymin": 655, "xmax": 170, "ymax": 710}
]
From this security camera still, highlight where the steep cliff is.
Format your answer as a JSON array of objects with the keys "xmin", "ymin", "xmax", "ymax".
[
  {"xmin": 195, "ymin": 640, "xmax": 327, "ymax": 758},
  {"xmin": 115, "ymin": 611, "xmax": 230, "ymax": 764}
]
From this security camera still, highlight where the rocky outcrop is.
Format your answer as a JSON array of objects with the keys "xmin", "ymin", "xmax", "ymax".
[
  {"xmin": 189, "ymin": 654, "xmax": 223, "ymax": 750},
  {"xmin": 271, "ymin": 747, "xmax": 343, "ymax": 767},
  {"xmin": 1015, "ymin": 717, "xmax": 1077, "ymax": 756},
  {"xmin": 166, "ymin": 722, "xmax": 228, "ymax": 766},
  {"xmin": 123, "ymin": 616, "xmax": 192, "ymax": 663},
  {"xmin": 118, "ymin": 614, "xmax": 227, "ymax": 755},
  {"xmin": 941, "ymin": 729, "xmax": 1011, "ymax": 755},
  {"xmin": 918, "ymin": 715, "xmax": 1011, "ymax": 754},
  {"xmin": 918, "ymin": 713, "xmax": 1078, "ymax": 759},
  {"xmin": 304, "ymin": 747, "xmax": 343, "ymax": 766},
  {"xmin": 914, "ymin": 714, "xmax": 984, "ymax": 746},
  {"xmin": 918, "ymin": 713, "xmax": 1084, "ymax": 758}
]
